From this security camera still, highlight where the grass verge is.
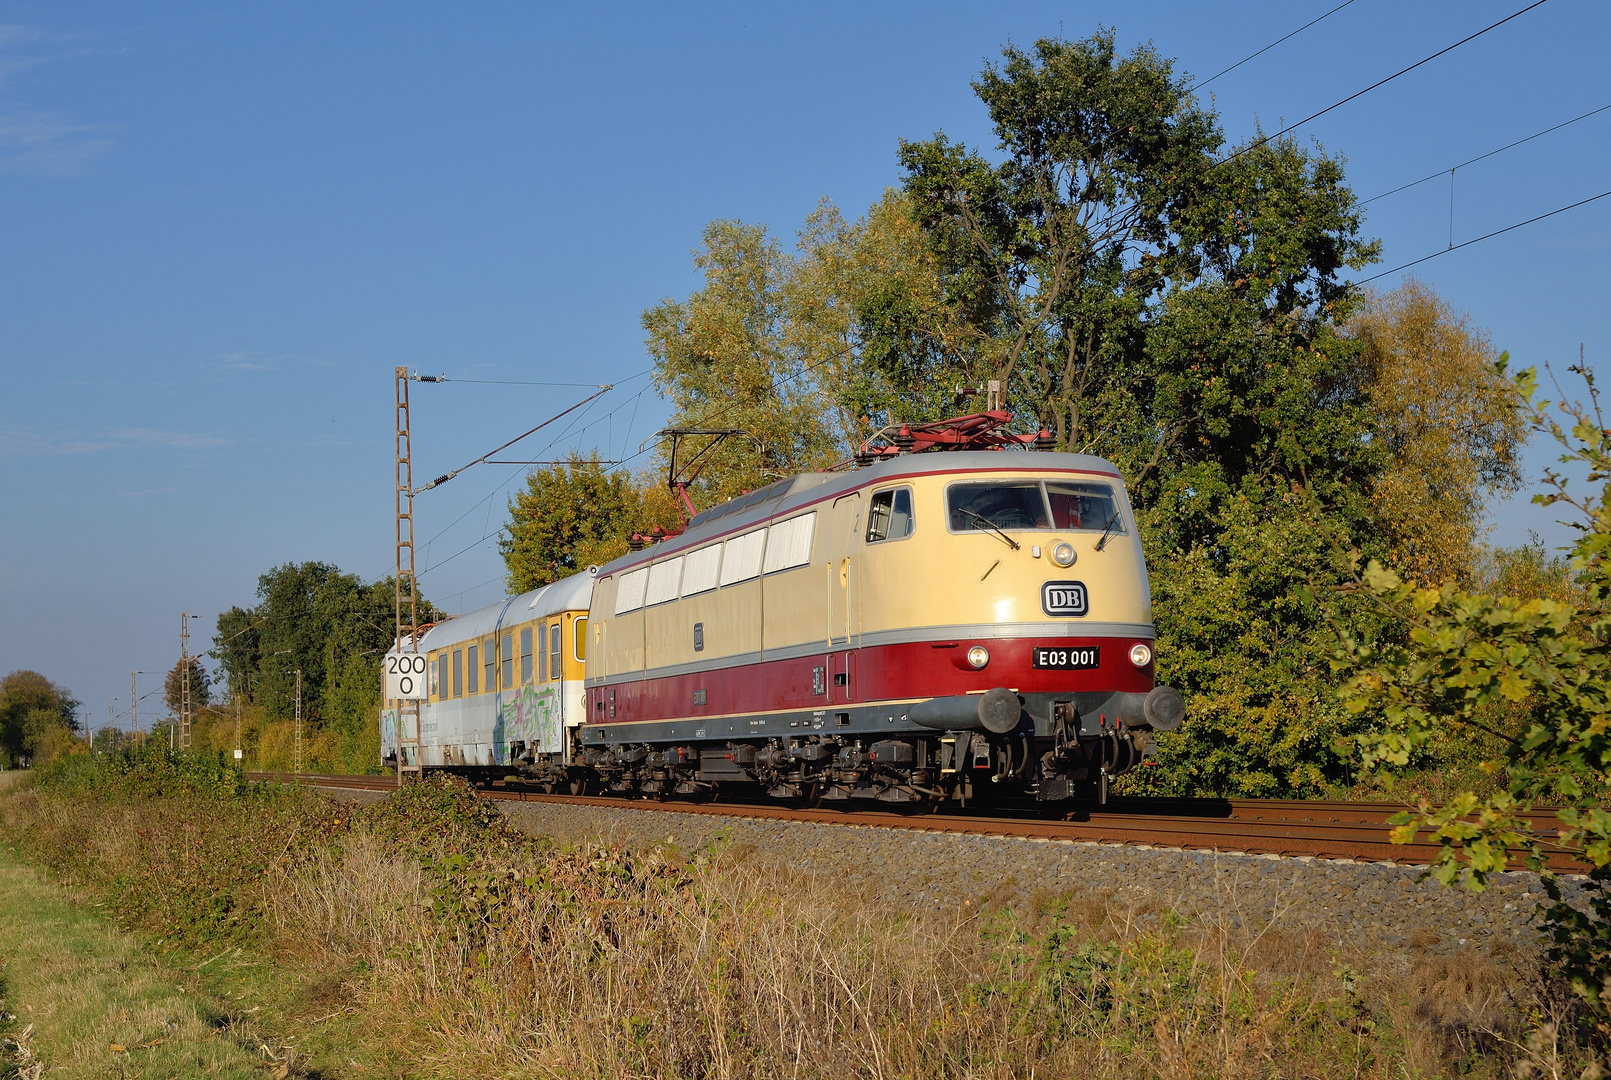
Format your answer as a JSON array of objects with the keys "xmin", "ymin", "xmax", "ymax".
[
  {"xmin": 0, "ymin": 748, "xmax": 1602, "ymax": 1078},
  {"xmin": 0, "ymin": 844, "xmax": 265, "ymax": 1079}
]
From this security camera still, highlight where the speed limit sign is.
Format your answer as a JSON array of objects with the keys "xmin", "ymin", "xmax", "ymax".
[{"xmin": 386, "ymin": 653, "xmax": 428, "ymax": 700}]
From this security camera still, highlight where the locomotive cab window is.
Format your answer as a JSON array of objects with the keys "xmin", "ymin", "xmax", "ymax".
[
  {"xmin": 866, "ymin": 487, "xmax": 914, "ymax": 543},
  {"xmin": 947, "ymin": 482, "xmax": 1049, "ymax": 531},
  {"xmin": 1045, "ymin": 480, "xmax": 1125, "ymax": 535},
  {"xmin": 947, "ymin": 479, "xmax": 1125, "ymax": 534}
]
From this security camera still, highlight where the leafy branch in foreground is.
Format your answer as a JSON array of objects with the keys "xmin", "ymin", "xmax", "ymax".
[{"xmin": 1335, "ymin": 363, "xmax": 1611, "ymax": 1011}]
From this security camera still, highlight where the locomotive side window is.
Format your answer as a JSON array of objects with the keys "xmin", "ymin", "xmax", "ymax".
[
  {"xmin": 520, "ymin": 628, "xmax": 533, "ymax": 684},
  {"xmin": 762, "ymin": 512, "xmax": 816, "ymax": 574},
  {"xmin": 866, "ymin": 487, "xmax": 914, "ymax": 542},
  {"xmin": 614, "ymin": 567, "xmax": 649, "ymax": 614},
  {"xmin": 719, "ymin": 527, "xmax": 767, "ymax": 585},
  {"xmin": 681, "ymin": 544, "xmax": 721, "ymax": 596},
  {"xmin": 1044, "ymin": 480, "xmax": 1125, "ymax": 534},
  {"xmin": 948, "ymin": 482, "xmax": 1049, "ymax": 531},
  {"xmin": 645, "ymin": 556, "xmax": 684, "ymax": 606}
]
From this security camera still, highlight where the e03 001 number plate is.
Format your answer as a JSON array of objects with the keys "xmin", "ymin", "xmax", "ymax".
[{"xmin": 1030, "ymin": 646, "xmax": 1100, "ymax": 670}]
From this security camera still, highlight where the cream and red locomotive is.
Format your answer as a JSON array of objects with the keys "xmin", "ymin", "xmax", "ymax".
[{"xmin": 384, "ymin": 416, "xmax": 1182, "ymax": 804}]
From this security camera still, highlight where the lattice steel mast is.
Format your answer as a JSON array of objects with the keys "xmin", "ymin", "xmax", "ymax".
[{"xmin": 394, "ymin": 367, "xmax": 422, "ymax": 779}]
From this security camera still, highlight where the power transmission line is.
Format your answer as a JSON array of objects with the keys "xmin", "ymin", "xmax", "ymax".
[
  {"xmin": 1188, "ymin": 0, "xmax": 1359, "ymax": 91},
  {"xmin": 1361, "ymin": 102, "xmax": 1611, "ymax": 204},
  {"xmin": 1359, "ymin": 187, "xmax": 1611, "ymax": 284},
  {"xmin": 1223, "ymin": 0, "xmax": 1552, "ymax": 165}
]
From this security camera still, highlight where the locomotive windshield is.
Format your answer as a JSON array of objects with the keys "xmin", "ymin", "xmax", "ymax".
[{"xmin": 947, "ymin": 479, "xmax": 1126, "ymax": 534}]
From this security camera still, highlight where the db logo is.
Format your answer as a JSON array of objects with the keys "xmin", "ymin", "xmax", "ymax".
[{"xmin": 1041, "ymin": 581, "xmax": 1088, "ymax": 617}]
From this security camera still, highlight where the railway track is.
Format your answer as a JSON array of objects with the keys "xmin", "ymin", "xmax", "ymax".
[{"xmin": 247, "ymin": 772, "xmax": 1587, "ymax": 874}]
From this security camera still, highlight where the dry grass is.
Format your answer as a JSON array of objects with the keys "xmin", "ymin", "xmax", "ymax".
[{"xmin": 2, "ymin": 772, "xmax": 1600, "ymax": 1079}]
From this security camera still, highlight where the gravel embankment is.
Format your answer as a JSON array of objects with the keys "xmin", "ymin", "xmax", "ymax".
[{"xmin": 501, "ymin": 800, "xmax": 1576, "ymax": 957}]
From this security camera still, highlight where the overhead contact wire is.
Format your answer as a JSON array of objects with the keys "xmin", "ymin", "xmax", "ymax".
[
  {"xmin": 1220, "ymin": 0, "xmax": 1552, "ymax": 166},
  {"xmin": 1359, "ymin": 187, "xmax": 1611, "ymax": 284}
]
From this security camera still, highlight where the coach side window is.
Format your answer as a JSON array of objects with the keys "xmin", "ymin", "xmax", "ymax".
[
  {"xmin": 866, "ymin": 487, "xmax": 914, "ymax": 543},
  {"xmin": 549, "ymin": 623, "xmax": 562, "ymax": 680},
  {"xmin": 520, "ymin": 627, "xmax": 533, "ymax": 684},
  {"xmin": 502, "ymin": 633, "xmax": 514, "ymax": 689},
  {"xmin": 453, "ymin": 649, "xmax": 464, "ymax": 698},
  {"xmin": 467, "ymin": 644, "xmax": 479, "ymax": 694}
]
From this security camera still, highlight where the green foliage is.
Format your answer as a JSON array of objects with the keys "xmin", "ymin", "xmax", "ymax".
[
  {"xmin": 38, "ymin": 741, "xmax": 250, "ymax": 801},
  {"xmin": 213, "ymin": 561, "xmax": 437, "ymax": 735},
  {"xmin": 0, "ymin": 670, "xmax": 81, "ymax": 769},
  {"xmin": 13, "ymin": 743, "xmax": 331, "ymax": 945},
  {"xmin": 501, "ymin": 452, "xmax": 663, "ymax": 592},
  {"xmin": 1336, "ymin": 365, "xmax": 1611, "ymax": 1016},
  {"xmin": 894, "ymin": 32, "xmax": 1377, "ymax": 451},
  {"xmin": 642, "ymin": 219, "xmax": 846, "ymax": 505},
  {"xmin": 1128, "ymin": 491, "xmax": 1384, "ymax": 797}
]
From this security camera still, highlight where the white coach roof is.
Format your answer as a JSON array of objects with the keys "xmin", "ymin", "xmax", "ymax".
[{"xmin": 417, "ymin": 569, "xmax": 595, "ymax": 652}]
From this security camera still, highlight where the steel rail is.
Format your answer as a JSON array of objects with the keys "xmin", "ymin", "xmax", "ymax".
[{"xmin": 248, "ymin": 772, "xmax": 1587, "ymax": 874}]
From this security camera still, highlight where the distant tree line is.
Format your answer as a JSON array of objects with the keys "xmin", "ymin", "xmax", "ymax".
[
  {"xmin": 213, "ymin": 562, "xmax": 439, "ymax": 757},
  {"xmin": 502, "ymin": 30, "xmax": 1532, "ymax": 801}
]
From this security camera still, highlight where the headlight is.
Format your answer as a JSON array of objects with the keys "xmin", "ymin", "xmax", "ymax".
[
  {"xmin": 1051, "ymin": 541, "xmax": 1076, "ymax": 567},
  {"xmin": 966, "ymin": 646, "xmax": 990, "ymax": 670},
  {"xmin": 1129, "ymin": 643, "xmax": 1153, "ymax": 667}
]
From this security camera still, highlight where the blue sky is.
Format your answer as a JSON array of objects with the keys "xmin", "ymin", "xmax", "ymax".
[{"xmin": 2, "ymin": 1, "xmax": 1606, "ymax": 730}]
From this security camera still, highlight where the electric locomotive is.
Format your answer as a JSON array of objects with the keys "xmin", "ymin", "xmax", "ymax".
[{"xmin": 384, "ymin": 413, "xmax": 1182, "ymax": 804}]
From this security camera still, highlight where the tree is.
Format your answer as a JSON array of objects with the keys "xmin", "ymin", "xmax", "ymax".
[
  {"xmin": 884, "ymin": 33, "xmax": 1383, "ymax": 796},
  {"xmin": 621, "ymin": 30, "xmax": 1524, "ymax": 802},
  {"xmin": 1349, "ymin": 278, "xmax": 1527, "ymax": 585},
  {"xmin": 163, "ymin": 655, "xmax": 211, "ymax": 715},
  {"xmin": 213, "ymin": 563, "xmax": 437, "ymax": 730},
  {"xmin": 502, "ymin": 452, "xmax": 672, "ymax": 592},
  {"xmin": 1335, "ymin": 366, "xmax": 1611, "ymax": 1018},
  {"xmin": 0, "ymin": 670, "xmax": 80, "ymax": 768},
  {"xmin": 788, "ymin": 191, "xmax": 981, "ymax": 434},
  {"xmin": 642, "ymin": 220, "xmax": 845, "ymax": 505}
]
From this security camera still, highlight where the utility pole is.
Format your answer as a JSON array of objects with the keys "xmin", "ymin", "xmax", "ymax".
[
  {"xmin": 294, "ymin": 668, "xmax": 303, "ymax": 775},
  {"xmin": 234, "ymin": 679, "xmax": 243, "ymax": 767},
  {"xmin": 179, "ymin": 612, "xmax": 193, "ymax": 750},
  {"xmin": 130, "ymin": 671, "xmax": 138, "ymax": 739},
  {"xmin": 394, "ymin": 367, "xmax": 423, "ymax": 780}
]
